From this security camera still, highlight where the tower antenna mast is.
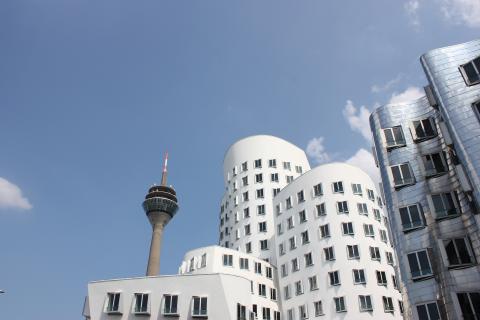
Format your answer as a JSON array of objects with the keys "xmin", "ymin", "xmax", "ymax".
[{"xmin": 161, "ymin": 152, "xmax": 168, "ymax": 186}]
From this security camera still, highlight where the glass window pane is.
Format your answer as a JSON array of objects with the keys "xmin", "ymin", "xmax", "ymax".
[
  {"xmin": 427, "ymin": 303, "xmax": 440, "ymax": 320},
  {"xmin": 445, "ymin": 239, "xmax": 459, "ymax": 265},
  {"xmin": 464, "ymin": 62, "xmax": 480, "ymax": 82},
  {"xmin": 454, "ymin": 239, "xmax": 471, "ymax": 264},
  {"xmin": 418, "ymin": 251, "xmax": 431, "ymax": 273}
]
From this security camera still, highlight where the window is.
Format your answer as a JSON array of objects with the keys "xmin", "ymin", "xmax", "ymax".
[
  {"xmin": 430, "ymin": 191, "xmax": 460, "ymax": 219},
  {"xmin": 223, "ymin": 254, "xmax": 233, "ymax": 266},
  {"xmin": 474, "ymin": 101, "xmax": 480, "ymax": 121},
  {"xmin": 444, "ymin": 237, "xmax": 475, "ymax": 268},
  {"xmin": 386, "ymin": 252, "xmax": 394, "ymax": 265},
  {"xmin": 258, "ymin": 221, "xmax": 267, "ymax": 232},
  {"xmin": 379, "ymin": 229, "xmax": 388, "ymax": 243},
  {"xmin": 390, "ymin": 163, "xmax": 415, "ymax": 188},
  {"xmin": 370, "ymin": 247, "xmax": 381, "ymax": 261},
  {"xmin": 106, "ymin": 293, "xmax": 121, "ymax": 313},
  {"xmin": 242, "ymin": 176, "xmax": 248, "ymax": 186},
  {"xmin": 314, "ymin": 301, "xmax": 324, "ymax": 316},
  {"xmin": 313, "ymin": 183, "xmax": 323, "ymax": 196},
  {"xmin": 273, "ymin": 188, "xmax": 280, "ymax": 196},
  {"xmin": 457, "ymin": 292, "xmax": 480, "ymax": 320},
  {"xmin": 240, "ymin": 258, "xmax": 249, "ymax": 270},
  {"xmin": 320, "ymin": 224, "xmax": 330, "ymax": 238},
  {"xmin": 291, "ymin": 258, "xmax": 299, "ymax": 272},
  {"xmin": 423, "ymin": 152, "xmax": 447, "ymax": 177},
  {"xmin": 237, "ymin": 304, "xmax": 247, "ymax": 320},
  {"xmin": 352, "ymin": 183, "xmax": 362, "ymax": 195},
  {"xmin": 337, "ymin": 201, "xmax": 349, "ymax": 214},
  {"xmin": 297, "ymin": 190, "xmax": 305, "ymax": 203},
  {"xmin": 329, "ymin": 271, "xmax": 340, "ymax": 286},
  {"xmin": 254, "ymin": 159, "xmax": 262, "ymax": 168},
  {"xmin": 384, "ymin": 126, "xmax": 406, "ymax": 148},
  {"xmin": 295, "ymin": 280, "xmax": 303, "ymax": 295},
  {"xmin": 408, "ymin": 250, "xmax": 433, "ymax": 280},
  {"xmin": 242, "ymin": 161, "xmax": 248, "ymax": 171},
  {"xmin": 324, "ymin": 246, "xmax": 335, "ymax": 261},
  {"xmin": 284, "ymin": 285, "xmax": 291, "ymax": 300},
  {"xmin": 277, "ymin": 223, "xmax": 283, "ymax": 235},
  {"xmin": 298, "ymin": 305, "xmax": 308, "ymax": 319},
  {"xmin": 460, "ymin": 56, "xmax": 480, "ymax": 86},
  {"xmin": 189, "ymin": 257, "xmax": 196, "ymax": 271},
  {"xmin": 376, "ymin": 271, "xmax": 387, "ymax": 286},
  {"xmin": 234, "ymin": 212, "xmax": 240, "ymax": 223},
  {"xmin": 244, "ymin": 207, "xmax": 250, "ymax": 218},
  {"xmin": 269, "ymin": 159, "xmax": 277, "ymax": 168},
  {"xmin": 301, "ymin": 230, "xmax": 309, "ymax": 244},
  {"xmin": 256, "ymin": 189, "xmax": 264, "ymax": 199},
  {"xmin": 283, "ymin": 161, "xmax": 291, "ymax": 170},
  {"xmin": 245, "ymin": 242, "xmax": 252, "ymax": 253},
  {"xmin": 305, "ymin": 252, "xmax": 314, "ymax": 266},
  {"xmin": 364, "ymin": 224, "xmax": 374, "ymax": 237},
  {"xmin": 383, "ymin": 296, "xmax": 394, "ymax": 313},
  {"xmin": 289, "ymin": 236, "xmax": 296, "ymax": 250},
  {"xmin": 192, "ymin": 296, "xmax": 207, "ymax": 317},
  {"xmin": 342, "ymin": 222, "xmax": 354, "ymax": 235},
  {"xmin": 271, "ymin": 173, "xmax": 279, "ymax": 182},
  {"xmin": 253, "ymin": 262, "xmax": 262, "ymax": 274},
  {"xmin": 316, "ymin": 203, "xmax": 326, "ymax": 216},
  {"xmin": 266, "ymin": 266, "xmax": 272, "ymax": 279},
  {"xmin": 258, "ymin": 284, "xmax": 266, "ymax": 297},
  {"xmin": 373, "ymin": 209, "xmax": 381, "ymax": 221},
  {"xmin": 399, "ymin": 301, "xmax": 404, "ymax": 314},
  {"xmin": 412, "ymin": 118, "xmax": 437, "ymax": 141},
  {"xmin": 260, "ymin": 239, "xmax": 268, "ymax": 250},
  {"xmin": 257, "ymin": 204, "xmax": 265, "ymax": 215},
  {"xmin": 233, "ymin": 181, "xmax": 238, "ymax": 191},
  {"xmin": 270, "ymin": 288, "xmax": 277, "ymax": 301},
  {"xmin": 295, "ymin": 165, "xmax": 303, "ymax": 174},
  {"xmin": 400, "ymin": 203, "xmax": 424, "ymax": 231},
  {"xmin": 347, "ymin": 245, "xmax": 360, "ymax": 259},
  {"xmin": 359, "ymin": 295, "xmax": 373, "ymax": 312},
  {"xmin": 287, "ymin": 309, "xmax": 294, "ymax": 320},
  {"xmin": 201, "ymin": 254, "xmax": 207, "ymax": 268},
  {"xmin": 244, "ymin": 224, "xmax": 251, "ymax": 235},
  {"xmin": 298, "ymin": 210, "xmax": 307, "ymax": 223},
  {"xmin": 357, "ymin": 203, "xmax": 368, "ymax": 215},
  {"xmin": 163, "ymin": 294, "xmax": 178, "ymax": 315},
  {"xmin": 333, "ymin": 181, "xmax": 344, "ymax": 193},
  {"xmin": 309, "ymin": 275, "xmax": 318, "ymax": 291},
  {"xmin": 133, "ymin": 293, "xmax": 149, "ymax": 314},
  {"xmin": 334, "ymin": 297, "xmax": 346, "ymax": 313},
  {"xmin": 353, "ymin": 269, "xmax": 366, "ymax": 284},
  {"xmin": 286, "ymin": 197, "xmax": 292, "ymax": 209},
  {"xmin": 233, "ymin": 166, "xmax": 237, "ymax": 176},
  {"xmin": 281, "ymin": 263, "xmax": 288, "ymax": 277},
  {"xmin": 416, "ymin": 301, "xmax": 440, "ymax": 320},
  {"xmin": 286, "ymin": 175, "xmax": 294, "ymax": 183},
  {"xmin": 392, "ymin": 275, "xmax": 398, "ymax": 289},
  {"xmin": 367, "ymin": 189, "xmax": 374, "ymax": 201},
  {"xmin": 255, "ymin": 173, "xmax": 263, "ymax": 183},
  {"xmin": 287, "ymin": 216, "xmax": 294, "ymax": 229},
  {"xmin": 279, "ymin": 242, "xmax": 285, "ymax": 256}
]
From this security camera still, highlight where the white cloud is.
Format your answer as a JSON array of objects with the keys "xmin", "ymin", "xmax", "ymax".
[
  {"xmin": 0, "ymin": 177, "xmax": 32, "ymax": 210},
  {"xmin": 371, "ymin": 74, "xmax": 403, "ymax": 93},
  {"xmin": 405, "ymin": 0, "xmax": 421, "ymax": 28},
  {"xmin": 342, "ymin": 100, "xmax": 373, "ymax": 142},
  {"xmin": 346, "ymin": 148, "xmax": 381, "ymax": 185},
  {"xmin": 441, "ymin": 0, "xmax": 480, "ymax": 27},
  {"xmin": 306, "ymin": 137, "xmax": 331, "ymax": 164},
  {"xmin": 388, "ymin": 86, "xmax": 424, "ymax": 104}
]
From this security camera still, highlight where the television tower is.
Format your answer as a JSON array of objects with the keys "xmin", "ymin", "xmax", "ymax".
[{"xmin": 142, "ymin": 152, "xmax": 179, "ymax": 276}]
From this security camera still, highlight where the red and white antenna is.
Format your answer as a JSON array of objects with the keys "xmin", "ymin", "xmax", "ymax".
[{"xmin": 161, "ymin": 152, "xmax": 169, "ymax": 186}]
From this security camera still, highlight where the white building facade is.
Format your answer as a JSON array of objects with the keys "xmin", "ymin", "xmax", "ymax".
[{"xmin": 84, "ymin": 135, "xmax": 403, "ymax": 320}]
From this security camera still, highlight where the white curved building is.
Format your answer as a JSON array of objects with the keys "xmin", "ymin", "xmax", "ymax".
[{"xmin": 220, "ymin": 135, "xmax": 311, "ymax": 262}]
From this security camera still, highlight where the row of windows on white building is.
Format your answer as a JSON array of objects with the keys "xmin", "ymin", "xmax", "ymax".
[{"xmin": 228, "ymin": 159, "xmax": 303, "ymax": 180}]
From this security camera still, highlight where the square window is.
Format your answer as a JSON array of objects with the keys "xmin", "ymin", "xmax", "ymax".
[
  {"xmin": 269, "ymin": 159, "xmax": 277, "ymax": 168},
  {"xmin": 289, "ymin": 236, "xmax": 297, "ymax": 250},
  {"xmin": 299, "ymin": 210, "xmax": 307, "ymax": 223},
  {"xmin": 337, "ymin": 201, "xmax": 349, "ymax": 214},
  {"xmin": 399, "ymin": 203, "xmax": 424, "ymax": 231},
  {"xmin": 408, "ymin": 249, "xmax": 433, "ymax": 280},
  {"xmin": 359, "ymin": 295, "xmax": 373, "ymax": 312},
  {"xmin": 416, "ymin": 301, "xmax": 440, "ymax": 320},
  {"xmin": 352, "ymin": 183, "xmax": 362, "ymax": 195},
  {"xmin": 333, "ymin": 181, "xmax": 344, "ymax": 193},
  {"xmin": 334, "ymin": 297, "xmax": 346, "ymax": 313},
  {"xmin": 353, "ymin": 269, "xmax": 366, "ymax": 284},
  {"xmin": 313, "ymin": 183, "xmax": 323, "ymax": 196},
  {"xmin": 460, "ymin": 56, "xmax": 480, "ymax": 86},
  {"xmin": 384, "ymin": 126, "xmax": 406, "ymax": 149},
  {"xmin": 192, "ymin": 296, "xmax": 208, "ymax": 317},
  {"xmin": 316, "ymin": 203, "xmax": 326, "ymax": 216},
  {"xmin": 329, "ymin": 271, "xmax": 340, "ymax": 286},
  {"xmin": 342, "ymin": 222, "xmax": 354, "ymax": 235},
  {"xmin": 105, "ymin": 293, "xmax": 121, "ymax": 314},
  {"xmin": 347, "ymin": 245, "xmax": 360, "ymax": 259},
  {"xmin": 162, "ymin": 294, "xmax": 178, "ymax": 315},
  {"xmin": 390, "ymin": 163, "xmax": 415, "ymax": 188},
  {"xmin": 320, "ymin": 224, "xmax": 330, "ymax": 238}
]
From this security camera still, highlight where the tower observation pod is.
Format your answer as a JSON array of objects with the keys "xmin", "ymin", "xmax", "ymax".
[{"xmin": 142, "ymin": 152, "xmax": 179, "ymax": 276}]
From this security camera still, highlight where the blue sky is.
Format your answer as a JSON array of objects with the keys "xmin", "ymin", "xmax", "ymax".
[{"xmin": 1, "ymin": 0, "xmax": 479, "ymax": 318}]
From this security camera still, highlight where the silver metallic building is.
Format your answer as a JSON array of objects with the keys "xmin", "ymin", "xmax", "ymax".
[{"xmin": 370, "ymin": 39, "xmax": 480, "ymax": 320}]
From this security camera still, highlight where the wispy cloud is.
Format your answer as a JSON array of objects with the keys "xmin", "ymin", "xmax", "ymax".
[
  {"xmin": 371, "ymin": 74, "xmax": 404, "ymax": 93},
  {"xmin": 388, "ymin": 86, "xmax": 424, "ymax": 104},
  {"xmin": 0, "ymin": 177, "xmax": 32, "ymax": 210},
  {"xmin": 306, "ymin": 137, "xmax": 331, "ymax": 165},
  {"xmin": 346, "ymin": 148, "xmax": 381, "ymax": 184},
  {"xmin": 441, "ymin": 0, "xmax": 480, "ymax": 27},
  {"xmin": 342, "ymin": 100, "xmax": 374, "ymax": 142},
  {"xmin": 405, "ymin": 0, "xmax": 421, "ymax": 28}
]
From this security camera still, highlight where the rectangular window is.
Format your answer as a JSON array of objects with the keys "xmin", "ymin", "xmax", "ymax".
[
  {"xmin": 134, "ymin": 293, "xmax": 149, "ymax": 314},
  {"xmin": 352, "ymin": 183, "xmax": 362, "ymax": 195},
  {"xmin": 329, "ymin": 271, "xmax": 340, "ymax": 286},
  {"xmin": 244, "ymin": 224, "xmax": 251, "ymax": 235},
  {"xmin": 266, "ymin": 266, "xmax": 272, "ymax": 279},
  {"xmin": 392, "ymin": 275, "xmax": 398, "ymax": 289},
  {"xmin": 342, "ymin": 222, "xmax": 354, "ymax": 235},
  {"xmin": 357, "ymin": 203, "xmax": 368, "ymax": 215},
  {"xmin": 314, "ymin": 300, "xmax": 324, "ymax": 316},
  {"xmin": 359, "ymin": 295, "xmax": 373, "ymax": 312},
  {"xmin": 289, "ymin": 236, "xmax": 296, "ymax": 250},
  {"xmin": 256, "ymin": 189, "xmax": 264, "ymax": 199},
  {"xmin": 423, "ymin": 152, "xmax": 447, "ymax": 177},
  {"xmin": 257, "ymin": 204, "xmax": 265, "ymax": 215},
  {"xmin": 411, "ymin": 118, "xmax": 436, "ymax": 141},
  {"xmin": 299, "ymin": 304, "xmax": 308, "ymax": 319},
  {"xmin": 384, "ymin": 126, "xmax": 406, "ymax": 149},
  {"xmin": 258, "ymin": 221, "xmax": 267, "ymax": 232},
  {"xmin": 286, "ymin": 175, "xmax": 294, "ymax": 183},
  {"xmin": 106, "ymin": 293, "xmax": 121, "ymax": 313},
  {"xmin": 245, "ymin": 242, "xmax": 251, "ymax": 253},
  {"xmin": 320, "ymin": 224, "xmax": 330, "ymax": 238},
  {"xmin": 287, "ymin": 309, "xmax": 294, "ymax": 320},
  {"xmin": 399, "ymin": 300, "xmax": 404, "ymax": 314},
  {"xmin": 364, "ymin": 224, "xmax": 374, "ymax": 237},
  {"xmin": 337, "ymin": 201, "xmax": 349, "ymax": 214},
  {"xmin": 416, "ymin": 301, "xmax": 440, "ymax": 320},
  {"xmin": 279, "ymin": 242, "xmax": 285, "ymax": 256},
  {"xmin": 243, "ymin": 207, "xmax": 250, "ymax": 218},
  {"xmin": 298, "ymin": 190, "xmax": 305, "ymax": 204},
  {"xmin": 347, "ymin": 245, "xmax": 360, "ymax": 259},
  {"xmin": 301, "ymin": 230, "xmax": 310, "ymax": 244},
  {"xmin": 390, "ymin": 163, "xmax": 415, "ymax": 188},
  {"xmin": 286, "ymin": 197, "xmax": 292, "ymax": 209},
  {"xmin": 163, "ymin": 294, "xmax": 178, "ymax": 315},
  {"xmin": 334, "ymin": 297, "xmax": 346, "ymax": 313},
  {"xmin": 474, "ymin": 101, "xmax": 480, "ymax": 121},
  {"xmin": 457, "ymin": 292, "xmax": 480, "ymax": 320},
  {"xmin": 313, "ymin": 183, "xmax": 323, "ymax": 196},
  {"xmin": 254, "ymin": 159, "xmax": 262, "ymax": 168},
  {"xmin": 237, "ymin": 304, "xmax": 247, "ymax": 320},
  {"xmin": 376, "ymin": 271, "xmax": 387, "ymax": 286},
  {"xmin": 242, "ymin": 161, "xmax": 248, "ymax": 171},
  {"xmin": 223, "ymin": 254, "xmax": 233, "ymax": 266},
  {"xmin": 273, "ymin": 188, "xmax": 280, "ymax": 196},
  {"xmin": 430, "ymin": 191, "xmax": 460, "ymax": 219},
  {"xmin": 295, "ymin": 280, "xmax": 303, "ymax": 295},
  {"xmin": 260, "ymin": 239, "xmax": 268, "ymax": 250},
  {"xmin": 444, "ymin": 237, "xmax": 475, "ymax": 268},
  {"xmin": 386, "ymin": 252, "xmax": 394, "ymax": 265},
  {"xmin": 353, "ymin": 269, "xmax": 366, "ymax": 284},
  {"xmin": 383, "ymin": 296, "xmax": 394, "ymax": 313},
  {"xmin": 242, "ymin": 176, "xmax": 248, "ymax": 186},
  {"xmin": 333, "ymin": 181, "xmax": 344, "ymax": 193},
  {"xmin": 201, "ymin": 253, "xmax": 207, "ymax": 268},
  {"xmin": 316, "ymin": 203, "xmax": 326, "ymax": 216},
  {"xmin": 309, "ymin": 275, "xmax": 318, "ymax": 291},
  {"xmin": 370, "ymin": 246, "xmax": 381, "ymax": 261},
  {"xmin": 305, "ymin": 252, "xmax": 314, "ymax": 266},
  {"xmin": 192, "ymin": 296, "xmax": 208, "ymax": 317},
  {"xmin": 283, "ymin": 161, "xmax": 291, "ymax": 170},
  {"xmin": 367, "ymin": 189, "xmax": 374, "ymax": 201},
  {"xmin": 270, "ymin": 288, "xmax": 277, "ymax": 301},
  {"xmin": 254, "ymin": 262, "xmax": 262, "ymax": 274},
  {"xmin": 379, "ymin": 229, "xmax": 388, "ymax": 243},
  {"xmin": 255, "ymin": 173, "xmax": 263, "ymax": 183},
  {"xmin": 277, "ymin": 222, "xmax": 283, "ymax": 235},
  {"xmin": 271, "ymin": 173, "xmax": 279, "ymax": 182},
  {"xmin": 281, "ymin": 263, "xmax": 288, "ymax": 277},
  {"xmin": 291, "ymin": 258, "xmax": 299, "ymax": 272},
  {"xmin": 408, "ymin": 250, "xmax": 433, "ymax": 280},
  {"xmin": 258, "ymin": 284, "xmax": 266, "ymax": 297},
  {"xmin": 324, "ymin": 246, "xmax": 335, "ymax": 261},
  {"xmin": 460, "ymin": 56, "xmax": 480, "ymax": 86},
  {"xmin": 284, "ymin": 285, "xmax": 291, "ymax": 300},
  {"xmin": 299, "ymin": 210, "xmax": 307, "ymax": 223},
  {"xmin": 239, "ymin": 258, "xmax": 249, "ymax": 270},
  {"xmin": 269, "ymin": 159, "xmax": 277, "ymax": 168},
  {"xmin": 400, "ymin": 203, "xmax": 424, "ymax": 231},
  {"xmin": 373, "ymin": 209, "xmax": 381, "ymax": 221},
  {"xmin": 287, "ymin": 216, "xmax": 294, "ymax": 229}
]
